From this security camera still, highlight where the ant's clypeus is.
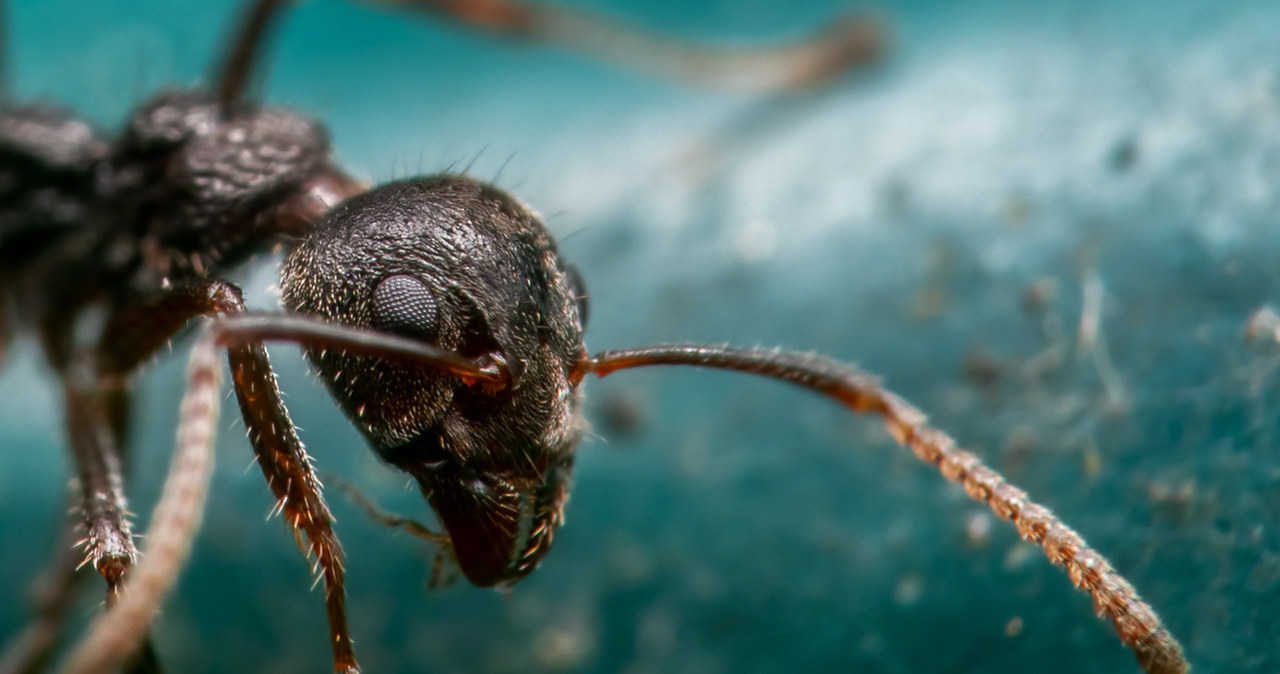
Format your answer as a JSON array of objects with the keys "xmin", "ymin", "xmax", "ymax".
[{"xmin": 0, "ymin": 1, "xmax": 1187, "ymax": 673}]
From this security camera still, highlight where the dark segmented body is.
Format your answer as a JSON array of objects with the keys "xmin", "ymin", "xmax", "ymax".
[
  {"xmin": 0, "ymin": 92, "xmax": 332, "ymax": 366},
  {"xmin": 0, "ymin": 89, "xmax": 588, "ymax": 590}
]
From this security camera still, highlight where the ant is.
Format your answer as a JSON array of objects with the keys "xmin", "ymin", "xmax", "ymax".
[{"xmin": 0, "ymin": 1, "xmax": 1188, "ymax": 673}]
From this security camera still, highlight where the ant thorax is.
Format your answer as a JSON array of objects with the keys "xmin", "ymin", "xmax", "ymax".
[{"xmin": 112, "ymin": 91, "xmax": 332, "ymax": 278}]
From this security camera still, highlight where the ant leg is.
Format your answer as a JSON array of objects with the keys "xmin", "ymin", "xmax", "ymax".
[
  {"xmin": 326, "ymin": 476, "xmax": 458, "ymax": 588},
  {"xmin": 213, "ymin": 0, "xmax": 882, "ymax": 110},
  {"xmin": 54, "ymin": 278, "xmax": 247, "ymax": 650},
  {"xmin": 66, "ymin": 278, "xmax": 358, "ymax": 672},
  {"xmin": 67, "ymin": 305, "xmax": 505, "ymax": 674},
  {"xmin": 215, "ymin": 0, "xmax": 288, "ymax": 113},
  {"xmin": 59, "ymin": 366, "xmax": 164, "ymax": 674},
  {"xmin": 0, "ymin": 372, "xmax": 158, "ymax": 674},
  {"xmin": 224, "ymin": 332, "xmax": 361, "ymax": 672},
  {"xmin": 93, "ymin": 277, "xmax": 252, "ymax": 378},
  {"xmin": 351, "ymin": 0, "xmax": 884, "ymax": 92},
  {"xmin": 203, "ymin": 312, "xmax": 503, "ymax": 597},
  {"xmin": 60, "ymin": 330, "xmax": 220, "ymax": 674},
  {"xmin": 581, "ymin": 346, "xmax": 1189, "ymax": 674},
  {"xmin": 62, "ymin": 371, "xmax": 136, "ymax": 596},
  {"xmin": 97, "ymin": 279, "xmax": 363, "ymax": 672}
]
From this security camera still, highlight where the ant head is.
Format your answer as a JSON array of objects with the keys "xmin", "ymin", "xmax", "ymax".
[{"xmin": 280, "ymin": 176, "xmax": 590, "ymax": 586}]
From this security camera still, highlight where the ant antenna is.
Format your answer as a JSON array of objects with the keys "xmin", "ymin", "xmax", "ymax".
[{"xmin": 578, "ymin": 345, "xmax": 1189, "ymax": 674}]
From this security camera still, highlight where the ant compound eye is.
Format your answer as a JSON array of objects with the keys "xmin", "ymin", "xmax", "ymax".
[
  {"xmin": 563, "ymin": 264, "xmax": 589, "ymax": 329},
  {"xmin": 371, "ymin": 274, "xmax": 440, "ymax": 342}
]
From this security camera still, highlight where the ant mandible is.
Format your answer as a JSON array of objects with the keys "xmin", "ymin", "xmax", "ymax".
[{"xmin": 0, "ymin": 1, "xmax": 1187, "ymax": 673}]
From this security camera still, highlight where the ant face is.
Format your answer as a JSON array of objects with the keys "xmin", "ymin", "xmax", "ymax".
[{"xmin": 281, "ymin": 176, "xmax": 588, "ymax": 586}]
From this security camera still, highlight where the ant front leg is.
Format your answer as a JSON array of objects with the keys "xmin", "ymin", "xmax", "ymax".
[
  {"xmin": 62, "ymin": 375, "xmax": 134, "ymax": 596},
  {"xmin": 60, "ymin": 372, "xmax": 163, "ymax": 674},
  {"xmin": 214, "ymin": 0, "xmax": 883, "ymax": 114},
  {"xmin": 353, "ymin": 0, "xmax": 884, "ymax": 91},
  {"xmin": 224, "ymin": 331, "xmax": 359, "ymax": 673},
  {"xmin": 66, "ymin": 307, "xmax": 505, "ymax": 673},
  {"xmin": 93, "ymin": 278, "xmax": 363, "ymax": 673},
  {"xmin": 11, "ymin": 358, "xmax": 163, "ymax": 674},
  {"xmin": 27, "ymin": 280, "xmax": 257, "ymax": 674}
]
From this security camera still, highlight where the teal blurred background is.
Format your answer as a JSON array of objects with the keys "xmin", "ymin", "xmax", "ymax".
[{"xmin": 1, "ymin": 0, "xmax": 1278, "ymax": 672}]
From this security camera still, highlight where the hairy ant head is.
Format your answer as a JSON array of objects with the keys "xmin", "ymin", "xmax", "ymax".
[{"xmin": 280, "ymin": 175, "xmax": 588, "ymax": 586}]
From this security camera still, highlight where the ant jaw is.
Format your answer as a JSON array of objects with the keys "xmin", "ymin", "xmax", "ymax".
[
  {"xmin": 409, "ymin": 464, "xmax": 568, "ymax": 588},
  {"xmin": 420, "ymin": 474, "xmax": 523, "ymax": 587}
]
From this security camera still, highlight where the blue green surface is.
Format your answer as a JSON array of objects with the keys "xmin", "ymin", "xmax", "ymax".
[{"xmin": 1, "ymin": 0, "xmax": 1278, "ymax": 672}]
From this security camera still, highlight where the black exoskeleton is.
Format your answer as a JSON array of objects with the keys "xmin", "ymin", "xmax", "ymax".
[
  {"xmin": 0, "ymin": 92, "xmax": 336, "ymax": 365},
  {"xmin": 0, "ymin": 2, "xmax": 1186, "ymax": 674},
  {"xmin": 0, "ymin": 70, "xmax": 592, "ymax": 670},
  {"xmin": 282, "ymin": 177, "xmax": 587, "ymax": 587}
]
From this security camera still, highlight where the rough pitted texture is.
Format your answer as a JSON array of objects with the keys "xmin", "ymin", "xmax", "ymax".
[
  {"xmin": 0, "ymin": 90, "xmax": 334, "ymax": 361},
  {"xmin": 280, "ymin": 175, "xmax": 587, "ymax": 586}
]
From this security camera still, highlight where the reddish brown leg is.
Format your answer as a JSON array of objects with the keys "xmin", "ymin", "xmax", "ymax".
[
  {"xmin": 59, "ymin": 298, "xmax": 505, "ymax": 673},
  {"xmin": 15, "ymin": 276, "xmax": 243, "ymax": 674},
  {"xmin": 0, "ymin": 503, "xmax": 163, "ymax": 674},
  {"xmin": 209, "ymin": 313, "xmax": 503, "ymax": 642},
  {"xmin": 60, "ymin": 282, "xmax": 362, "ymax": 673},
  {"xmin": 62, "ymin": 369, "xmax": 136, "ymax": 595},
  {"xmin": 363, "ymin": 0, "xmax": 884, "ymax": 91},
  {"xmin": 203, "ymin": 312, "xmax": 498, "ymax": 673},
  {"xmin": 1, "ymin": 284, "xmax": 202, "ymax": 673},
  {"xmin": 57, "ymin": 364, "xmax": 162, "ymax": 674},
  {"xmin": 73, "ymin": 305, "xmax": 502, "ymax": 673},
  {"xmin": 94, "ymin": 279, "xmax": 250, "ymax": 378},
  {"xmin": 108, "ymin": 282, "xmax": 364, "ymax": 672},
  {"xmin": 60, "ymin": 331, "xmax": 220, "ymax": 674},
  {"xmin": 66, "ymin": 277, "xmax": 265, "ymax": 615},
  {"xmin": 215, "ymin": 0, "xmax": 883, "ymax": 113},
  {"xmin": 579, "ymin": 345, "xmax": 1189, "ymax": 674},
  {"xmin": 225, "ymin": 339, "xmax": 360, "ymax": 672}
]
